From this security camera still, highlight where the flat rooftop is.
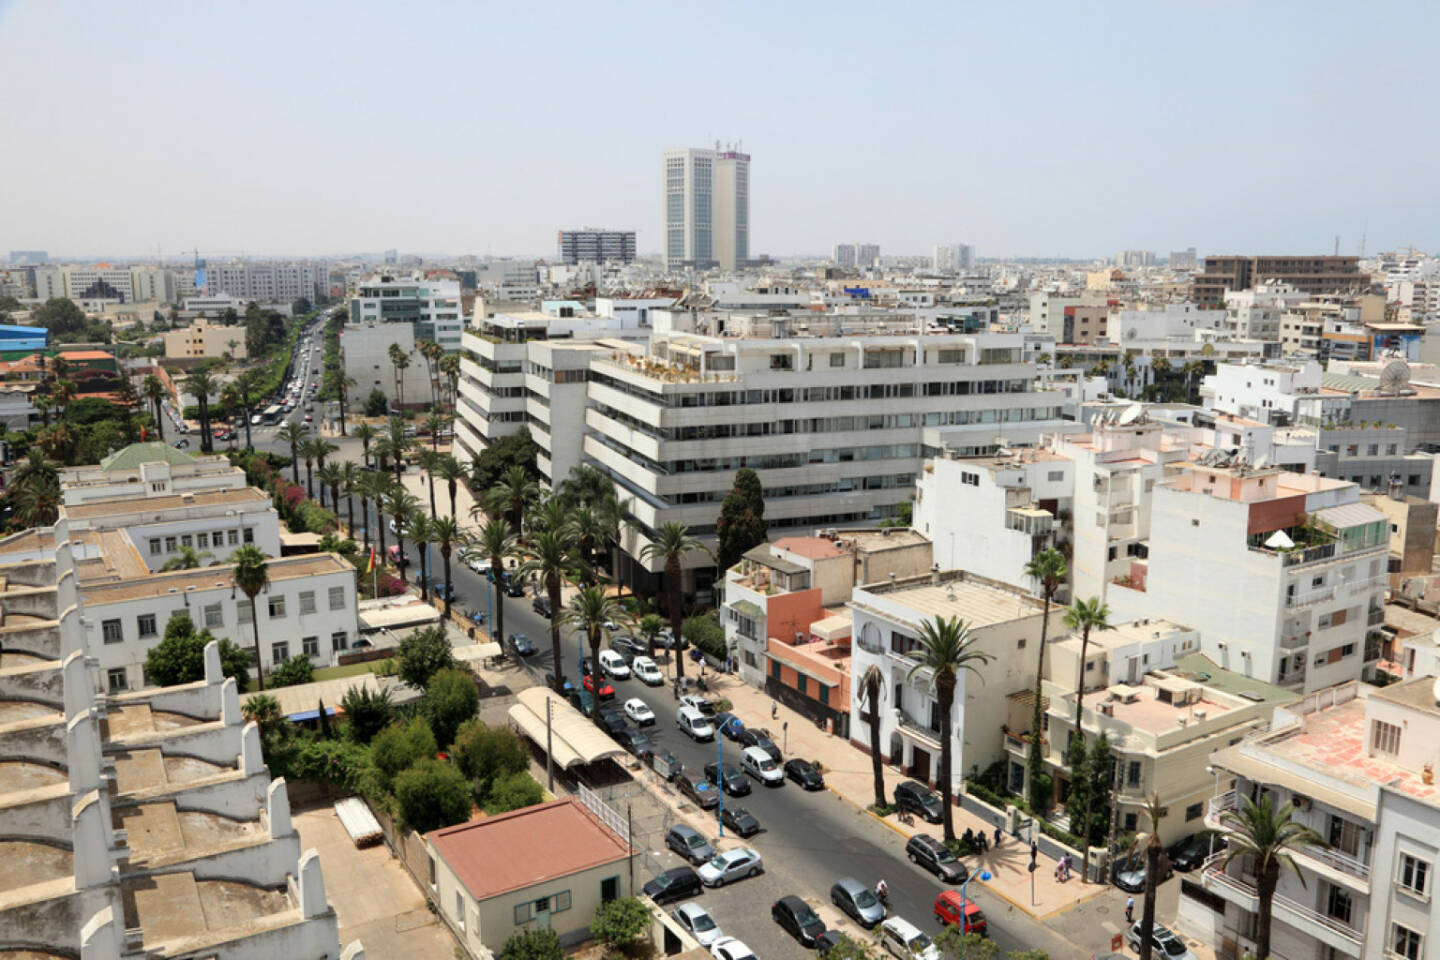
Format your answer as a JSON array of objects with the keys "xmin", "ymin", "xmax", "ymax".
[
  {"xmin": 854, "ymin": 571, "xmax": 1045, "ymax": 628},
  {"xmin": 62, "ymin": 486, "xmax": 270, "ymax": 521},
  {"xmin": 80, "ymin": 553, "xmax": 350, "ymax": 605},
  {"xmin": 1088, "ymin": 682, "xmax": 1237, "ymax": 735},
  {"xmin": 1052, "ymin": 618, "xmax": 1190, "ymax": 655}
]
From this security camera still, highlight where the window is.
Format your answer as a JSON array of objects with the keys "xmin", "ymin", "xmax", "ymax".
[
  {"xmin": 227, "ymin": 530, "xmax": 239, "ymax": 546},
  {"xmin": 1185, "ymin": 802, "xmax": 1203, "ymax": 822},
  {"xmin": 107, "ymin": 667, "xmax": 128, "ymax": 692},
  {"xmin": 165, "ymin": 536, "xmax": 177, "ymax": 552},
  {"xmin": 268, "ymin": 595, "xmax": 286, "ymax": 619},
  {"xmin": 329, "ymin": 586, "xmax": 346, "ymax": 610},
  {"xmin": 272, "ymin": 641, "xmax": 289, "ymax": 663},
  {"xmin": 137, "ymin": 614, "xmax": 157, "ymax": 638},
  {"xmin": 302, "ymin": 636, "xmax": 319, "ymax": 657},
  {"xmin": 204, "ymin": 603, "xmax": 223, "ymax": 628},
  {"xmin": 332, "ymin": 630, "xmax": 348, "ymax": 652},
  {"xmin": 1124, "ymin": 812, "xmax": 1138, "ymax": 832},
  {"xmin": 148, "ymin": 538, "xmax": 162, "ymax": 556},
  {"xmin": 601, "ymin": 876, "xmax": 620, "ymax": 903},
  {"xmin": 212, "ymin": 529, "xmax": 224, "ymax": 546},
  {"xmin": 797, "ymin": 674, "xmax": 808, "ymax": 695},
  {"xmin": 960, "ymin": 471, "xmax": 979, "ymax": 486},
  {"xmin": 1328, "ymin": 815, "xmax": 1363, "ymax": 857},
  {"xmin": 1126, "ymin": 761, "xmax": 1141, "ymax": 788},
  {"xmin": 1326, "ymin": 884, "xmax": 1352, "ymax": 924},
  {"xmin": 1391, "ymin": 923, "xmax": 1422, "ymax": 960},
  {"xmin": 236, "ymin": 599, "xmax": 253, "ymax": 624},
  {"xmin": 299, "ymin": 591, "xmax": 316, "ymax": 615},
  {"xmin": 1048, "ymin": 470, "xmax": 1064, "ymax": 481},
  {"xmin": 102, "ymin": 619, "xmax": 123, "ymax": 644},
  {"xmin": 829, "ymin": 352, "xmax": 846, "ymax": 368},
  {"xmin": 196, "ymin": 532, "xmax": 208, "ymax": 549},
  {"xmin": 1398, "ymin": 852, "xmax": 1430, "ymax": 898},
  {"xmin": 1373, "ymin": 719, "xmax": 1402, "ymax": 755},
  {"xmin": 890, "ymin": 631, "xmax": 918, "ymax": 656},
  {"xmin": 242, "ymin": 527, "xmax": 254, "ymax": 544},
  {"xmin": 181, "ymin": 534, "xmax": 192, "ymax": 548}
]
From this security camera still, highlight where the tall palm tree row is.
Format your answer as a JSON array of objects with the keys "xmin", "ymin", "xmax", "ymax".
[
  {"xmin": 406, "ymin": 511, "xmax": 433, "ymax": 603},
  {"xmin": 436, "ymin": 454, "xmax": 467, "ymax": 519},
  {"xmin": 639, "ymin": 522, "xmax": 709, "ymax": 684},
  {"xmin": 906, "ymin": 615, "xmax": 994, "ymax": 842},
  {"xmin": 1217, "ymin": 793, "xmax": 1325, "ymax": 960},
  {"xmin": 558, "ymin": 585, "xmax": 632, "ymax": 730},
  {"xmin": 143, "ymin": 374, "xmax": 166, "ymax": 441},
  {"xmin": 229, "ymin": 545, "xmax": 270, "ymax": 691},
  {"xmin": 489, "ymin": 465, "xmax": 540, "ymax": 533},
  {"xmin": 1022, "ymin": 548, "xmax": 1068, "ymax": 811},
  {"xmin": 279, "ymin": 422, "xmax": 308, "ymax": 485},
  {"xmin": 385, "ymin": 487, "xmax": 421, "ymax": 583},
  {"xmin": 183, "ymin": 370, "xmax": 217, "ymax": 453},
  {"xmin": 431, "ymin": 515, "xmax": 466, "ymax": 620},
  {"xmin": 339, "ymin": 461, "xmax": 360, "ymax": 536},
  {"xmin": 317, "ymin": 462, "xmax": 343, "ymax": 516},
  {"xmin": 476, "ymin": 518, "xmax": 517, "ymax": 646},
  {"xmin": 417, "ymin": 447, "xmax": 441, "ymax": 520},
  {"xmin": 352, "ymin": 422, "xmax": 378, "ymax": 468},
  {"xmin": 388, "ymin": 343, "xmax": 410, "ymax": 409},
  {"xmin": 521, "ymin": 529, "xmax": 579, "ymax": 690}
]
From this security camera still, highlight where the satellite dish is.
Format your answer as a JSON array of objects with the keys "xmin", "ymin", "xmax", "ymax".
[
  {"xmin": 1118, "ymin": 404, "xmax": 1143, "ymax": 425},
  {"xmin": 1380, "ymin": 359, "xmax": 1411, "ymax": 396}
]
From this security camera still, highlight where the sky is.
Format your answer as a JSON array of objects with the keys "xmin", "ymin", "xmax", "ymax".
[{"xmin": 2, "ymin": 0, "xmax": 1438, "ymax": 261}]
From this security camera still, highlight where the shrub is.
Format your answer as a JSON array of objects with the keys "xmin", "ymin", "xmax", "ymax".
[
  {"xmin": 143, "ymin": 612, "xmax": 251, "ymax": 691},
  {"xmin": 398, "ymin": 626, "xmax": 457, "ymax": 689},
  {"xmin": 371, "ymin": 717, "xmax": 437, "ymax": 791},
  {"xmin": 341, "ymin": 685, "xmax": 394, "ymax": 743},
  {"xmin": 590, "ymin": 896, "xmax": 652, "ymax": 952},
  {"xmin": 452, "ymin": 719, "xmax": 528, "ymax": 794},
  {"xmin": 681, "ymin": 610, "xmax": 726, "ymax": 660},
  {"xmin": 364, "ymin": 389, "xmax": 389, "ymax": 418},
  {"xmin": 424, "ymin": 667, "xmax": 479, "ymax": 748},
  {"xmin": 269, "ymin": 655, "xmax": 315, "ymax": 688},
  {"xmin": 484, "ymin": 770, "xmax": 544, "ymax": 814},
  {"xmin": 394, "ymin": 758, "xmax": 473, "ymax": 833},
  {"xmin": 500, "ymin": 928, "xmax": 563, "ymax": 960}
]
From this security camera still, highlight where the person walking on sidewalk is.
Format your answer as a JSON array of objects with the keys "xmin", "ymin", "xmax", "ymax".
[
  {"xmin": 770, "ymin": 699, "xmax": 778, "ymax": 719},
  {"xmin": 1125, "ymin": 896, "xmax": 1135, "ymax": 923}
]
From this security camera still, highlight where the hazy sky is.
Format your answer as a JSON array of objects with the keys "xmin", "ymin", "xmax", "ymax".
[{"xmin": 3, "ymin": 0, "xmax": 1437, "ymax": 260}]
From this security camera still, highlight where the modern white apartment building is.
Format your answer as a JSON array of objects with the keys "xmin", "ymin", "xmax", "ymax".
[
  {"xmin": 1223, "ymin": 282, "xmax": 1308, "ymax": 340},
  {"xmin": 1193, "ymin": 678, "xmax": 1440, "ymax": 960},
  {"xmin": 833, "ymin": 244, "xmax": 857, "ymax": 269},
  {"xmin": 557, "ymin": 229, "xmax": 636, "ymax": 264},
  {"xmin": 933, "ymin": 244, "xmax": 974, "ymax": 272},
  {"xmin": 663, "ymin": 146, "xmax": 750, "ymax": 271},
  {"xmin": 1110, "ymin": 303, "xmax": 1227, "ymax": 342},
  {"xmin": 347, "ymin": 272, "xmax": 463, "ymax": 351},
  {"xmin": 203, "ymin": 261, "xmax": 329, "ymax": 303},
  {"xmin": 1202, "ymin": 358, "xmax": 1324, "ymax": 425},
  {"xmin": 1110, "ymin": 460, "xmax": 1388, "ymax": 693},
  {"xmin": 33, "ymin": 266, "xmax": 179, "ymax": 304}
]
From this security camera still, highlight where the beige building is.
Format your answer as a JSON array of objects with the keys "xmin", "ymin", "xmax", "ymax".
[
  {"xmin": 1361, "ymin": 490, "xmax": 1439, "ymax": 580},
  {"xmin": 426, "ymin": 798, "xmax": 632, "ymax": 953},
  {"xmin": 164, "ymin": 317, "xmax": 248, "ymax": 359}
]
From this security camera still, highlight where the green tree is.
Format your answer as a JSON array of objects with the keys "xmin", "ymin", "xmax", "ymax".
[
  {"xmin": 31, "ymin": 298, "xmax": 87, "ymax": 336},
  {"xmin": 229, "ymin": 545, "xmax": 271, "ymax": 690},
  {"xmin": 425, "ymin": 667, "xmax": 479, "ymax": 748},
  {"xmin": 394, "ymin": 758, "xmax": 473, "ymax": 833},
  {"xmin": 269, "ymin": 655, "xmax": 315, "ymax": 688},
  {"xmin": 499, "ymin": 927, "xmax": 563, "ymax": 960},
  {"xmin": 436, "ymin": 454, "xmax": 467, "ymax": 519},
  {"xmin": 476, "ymin": 517, "xmax": 516, "ymax": 637},
  {"xmin": 142, "ymin": 612, "xmax": 250, "ymax": 691},
  {"xmin": 242, "ymin": 694, "xmax": 286, "ymax": 744},
  {"xmin": 1022, "ymin": 548, "xmax": 1068, "ymax": 811},
  {"xmin": 1217, "ymin": 793, "xmax": 1326, "ymax": 960},
  {"xmin": 637, "ymin": 613, "xmax": 666, "ymax": 659},
  {"xmin": 519, "ymin": 528, "xmax": 580, "ymax": 691},
  {"xmin": 859, "ymin": 664, "xmax": 887, "ymax": 809},
  {"xmin": 183, "ymin": 369, "xmax": 218, "ymax": 453},
  {"xmin": 819, "ymin": 934, "xmax": 880, "ymax": 960},
  {"xmin": 1132, "ymin": 793, "xmax": 1166, "ymax": 960},
  {"xmin": 363, "ymin": 388, "xmax": 388, "ymax": 417},
  {"xmin": 681, "ymin": 610, "xmax": 725, "ymax": 660},
  {"xmin": 452, "ymin": 718, "xmax": 529, "ymax": 794},
  {"xmin": 557, "ymin": 584, "xmax": 631, "ymax": 731},
  {"xmin": 1064, "ymin": 597, "xmax": 1114, "ymax": 732},
  {"xmin": 1079, "ymin": 733, "xmax": 1113, "ymax": 883},
  {"xmin": 935, "ymin": 926, "xmax": 999, "ymax": 959},
  {"xmin": 371, "ymin": 717, "xmax": 437, "ymax": 791},
  {"xmin": 907, "ymin": 615, "xmax": 994, "ymax": 842},
  {"xmin": 384, "ymin": 485, "xmax": 421, "ymax": 583},
  {"xmin": 716, "ymin": 467, "xmax": 768, "ymax": 571},
  {"xmin": 432, "ymin": 514, "xmax": 465, "ymax": 620},
  {"xmin": 397, "ymin": 625, "xmax": 456, "ymax": 689},
  {"xmin": 589, "ymin": 896, "xmax": 652, "ymax": 952},
  {"xmin": 388, "ymin": 343, "xmax": 411, "ymax": 409},
  {"xmin": 469, "ymin": 427, "xmax": 541, "ymax": 492},
  {"xmin": 160, "ymin": 545, "xmax": 212, "ymax": 571},
  {"xmin": 487, "ymin": 464, "xmax": 540, "ymax": 531},
  {"xmin": 353, "ymin": 420, "xmax": 378, "ymax": 469},
  {"xmin": 639, "ymin": 522, "xmax": 709, "ymax": 684},
  {"xmin": 279, "ymin": 421, "xmax": 308, "ymax": 485},
  {"xmin": 484, "ymin": 770, "xmax": 545, "ymax": 813},
  {"xmin": 143, "ymin": 373, "xmax": 166, "ymax": 441},
  {"xmin": 339, "ymin": 685, "xmax": 393, "ymax": 743}
]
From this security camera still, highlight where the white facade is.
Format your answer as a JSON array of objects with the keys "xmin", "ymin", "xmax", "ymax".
[
  {"xmin": 1202, "ymin": 359, "xmax": 1324, "ymax": 424},
  {"xmin": 713, "ymin": 149, "xmax": 750, "ymax": 271},
  {"xmin": 663, "ymin": 148, "xmax": 717, "ymax": 270},
  {"xmin": 1110, "ymin": 303, "xmax": 1228, "ymax": 342},
  {"xmin": 33, "ymin": 266, "xmax": 179, "ymax": 304},
  {"xmin": 59, "ymin": 444, "xmax": 247, "ymax": 506},
  {"xmin": 342, "ymin": 320, "xmax": 435, "ymax": 409},
  {"xmin": 933, "ymin": 244, "xmax": 974, "ymax": 272},
  {"xmin": 203, "ymin": 261, "xmax": 328, "ymax": 303},
  {"xmin": 833, "ymin": 244, "xmax": 857, "ymax": 269},
  {"xmin": 347, "ymin": 273, "xmax": 463, "ymax": 352}
]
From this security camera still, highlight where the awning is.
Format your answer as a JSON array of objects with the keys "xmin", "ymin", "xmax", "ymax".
[
  {"xmin": 453, "ymin": 642, "xmax": 503, "ymax": 662},
  {"xmin": 729, "ymin": 599, "xmax": 763, "ymax": 619},
  {"xmin": 508, "ymin": 687, "xmax": 626, "ymax": 769},
  {"xmin": 810, "ymin": 614, "xmax": 851, "ymax": 641}
]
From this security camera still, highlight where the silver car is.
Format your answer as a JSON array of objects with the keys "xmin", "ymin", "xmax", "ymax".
[
  {"xmin": 831, "ymin": 876, "xmax": 886, "ymax": 927},
  {"xmin": 697, "ymin": 847, "xmax": 763, "ymax": 887},
  {"xmin": 674, "ymin": 902, "xmax": 722, "ymax": 946}
]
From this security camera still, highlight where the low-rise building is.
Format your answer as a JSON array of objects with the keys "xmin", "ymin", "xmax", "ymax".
[
  {"xmin": 163, "ymin": 317, "xmax": 248, "ymax": 359},
  {"xmin": 59, "ymin": 441, "xmax": 249, "ymax": 506}
]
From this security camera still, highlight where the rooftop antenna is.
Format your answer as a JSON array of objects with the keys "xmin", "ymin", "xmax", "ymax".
[{"xmin": 1333, "ymin": 235, "xmax": 1340, "ymax": 256}]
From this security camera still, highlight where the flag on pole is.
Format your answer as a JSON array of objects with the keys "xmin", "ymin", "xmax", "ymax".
[{"xmin": 366, "ymin": 546, "xmax": 376, "ymax": 574}]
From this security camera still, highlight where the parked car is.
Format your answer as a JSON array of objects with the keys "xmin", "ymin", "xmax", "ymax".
[
  {"xmin": 905, "ymin": 834, "xmax": 966, "ymax": 883},
  {"xmin": 1166, "ymin": 833, "xmax": 1213, "ymax": 872},
  {"xmin": 612, "ymin": 729, "xmax": 654, "ymax": 760},
  {"xmin": 679, "ymin": 694, "xmax": 718, "ymax": 717},
  {"xmin": 933, "ymin": 891, "xmax": 986, "ymax": 936},
  {"xmin": 643, "ymin": 866, "xmax": 702, "ymax": 905},
  {"xmin": 1114, "ymin": 854, "xmax": 1172, "ymax": 893},
  {"xmin": 598, "ymin": 649, "xmax": 631, "ymax": 680},
  {"xmin": 816, "ymin": 930, "xmax": 848, "ymax": 957},
  {"xmin": 831, "ymin": 877, "xmax": 886, "ymax": 928},
  {"xmin": 703, "ymin": 761, "xmax": 751, "ymax": 796},
  {"xmin": 709, "ymin": 937, "xmax": 756, "ymax": 960},
  {"xmin": 741, "ymin": 745, "xmax": 784, "ymax": 785},
  {"xmin": 467, "ymin": 556, "xmax": 491, "ymax": 574},
  {"xmin": 622, "ymin": 697, "xmax": 655, "ymax": 726},
  {"xmin": 1124, "ymin": 921, "xmax": 1197, "ymax": 960},
  {"xmin": 507, "ymin": 633, "xmax": 535, "ymax": 657},
  {"xmin": 698, "ymin": 847, "xmax": 762, "ymax": 887},
  {"xmin": 567, "ymin": 689, "xmax": 597, "ymax": 717},
  {"xmin": 665, "ymin": 825, "xmax": 714, "ymax": 865},
  {"xmin": 582, "ymin": 672, "xmax": 615, "ymax": 700},
  {"xmin": 879, "ymin": 917, "xmax": 941, "ymax": 960},
  {"xmin": 894, "ymin": 781, "xmax": 944, "ymax": 824},
  {"xmin": 714, "ymin": 711, "xmax": 744, "ymax": 740},
  {"xmin": 504, "ymin": 576, "xmax": 526, "ymax": 597},
  {"xmin": 721, "ymin": 805, "xmax": 761, "ymax": 837},
  {"xmin": 532, "ymin": 594, "xmax": 552, "ymax": 617},
  {"xmin": 677, "ymin": 706, "xmax": 715, "ymax": 741},
  {"xmin": 771, "ymin": 894, "xmax": 826, "ymax": 947},
  {"xmin": 785, "ymin": 758, "xmax": 825, "ymax": 790},
  {"xmin": 544, "ymin": 672, "xmax": 575, "ymax": 695},
  {"xmin": 611, "ymin": 635, "xmax": 649, "ymax": 660},
  {"xmin": 673, "ymin": 903, "xmax": 722, "ymax": 947},
  {"xmin": 738, "ymin": 727, "xmax": 781, "ymax": 762},
  {"xmin": 593, "ymin": 706, "xmax": 628, "ymax": 735},
  {"xmin": 632, "ymin": 656, "xmax": 664, "ymax": 686},
  {"xmin": 678, "ymin": 774, "xmax": 720, "ymax": 811}
]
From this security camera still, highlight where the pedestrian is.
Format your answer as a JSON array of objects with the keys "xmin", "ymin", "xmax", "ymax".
[
  {"xmin": 1125, "ymin": 896, "xmax": 1135, "ymax": 923},
  {"xmin": 770, "ymin": 699, "xmax": 778, "ymax": 719},
  {"xmin": 993, "ymin": 826, "xmax": 1002, "ymax": 847},
  {"xmin": 963, "ymin": 827, "xmax": 974, "ymax": 848}
]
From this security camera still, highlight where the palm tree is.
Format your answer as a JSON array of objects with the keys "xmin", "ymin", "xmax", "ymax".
[
  {"xmin": 385, "ymin": 487, "xmax": 421, "ymax": 583},
  {"xmin": 1022, "ymin": 548, "xmax": 1068, "ymax": 811},
  {"xmin": 161, "ymin": 545, "xmax": 212, "ymax": 570},
  {"xmin": 33, "ymin": 394, "xmax": 52, "ymax": 429},
  {"xmin": 358, "ymin": 470, "xmax": 388, "ymax": 556},
  {"xmin": 436, "ymin": 454, "xmax": 467, "ymax": 519},
  {"xmin": 339, "ymin": 461, "xmax": 360, "ymax": 538},
  {"xmin": 381, "ymin": 415, "xmax": 409, "ymax": 485},
  {"xmin": 423, "ymin": 410, "xmax": 446, "ymax": 452},
  {"xmin": 229, "ymin": 545, "xmax": 270, "ymax": 691},
  {"xmin": 353, "ymin": 422, "xmax": 378, "ymax": 468},
  {"xmin": 527, "ymin": 495, "xmax": 570, "ymax": 537},
  {"xmin": 312, "ymin": 437, "xmax": 338, "ymax": 475},
  {"xmin": 439, "ymin": 352, "xmax": 460, "ymax": 408},
  {"xmin": 860, "ymin": 664, "xmax": 887, "ymax": 809},
  {"xmin": 559, "ymin": 463, "xmax": 613, "ymax": 508},
  {"xmin": 388, "ymin": 343, "xmax": 410, "ymax": 409},
  {"xmin": 406, "ymin": 511, "xmax": 433, "ymax": 602},
  {"xmin": 318, "ymin": 462, "xmax": 343, "ymax": 516},
  {"xmin": 557, "ymin": 584, "xmax": 631, "ymax": 730},
  {"xmin": 520, "ymin": 529, "xmax": 580, "ymax": 690},
  {"xmin": 418, "ymin": 448, "xmax": 441, "ymax": 520},
  {"xmin": 490, "ymin": 465, "xmax": 540, "ymax": 532},
  {"xmin": 300, "ymin": 437, "xmax": 320, "ymax": 499},
  {"xmin": 417, "ymin": 340, "xmax": 443, "ymax": 409},
  {"xmin": 143, "ymin": 374, "xmax": 166, "ymax": 441},
  {"xmin": 431, "ymin": 515, "xmax": 465, "ymax": 620},
  {"xmin": 1133, "ymin": 793, "xmax": 1166, "ymax": 960},
  {"xmin": 326, "ymin": 368, "xmax": 356, "ymax": 436},
  {"xmin": 905, "ymin": 615, "xmax": 994, "ymax": 842},
  {"xmin": 571, "ymin": 504, "xmax": 606, "ymax": 585},
  {"xmin": 14, "ymin": 477, "xmax": 61, "ymax": 527},
  {"xmin": 597, "ymin": 490, "xmax": 632, "ymax": 596},
  {"xmin": 637, "ymin": 613, "xmax": 665, "ymax": 659},
  {"xmin": 1065, "ymin": 597, "xmax": 1115, "ymax": 733},
  {"xmin": 639, "ymin": 522, "xmax": 709, "ymax": 684},
  {"xmin": 279, "ymin": 422, "xmax": 308, "ymax": 485},
  {"xmin": 183, "ymin": 370, "xmax": 217, "ymax": 453},
  {"xmin": 11, "ymin": 449, "xmax": 60, "ymax": 494},
  {"xmin": 233, "ymin": 368, "xmax": 262, "ymax": 451},
  {"xmin": 1217, "ymin": 793, "xmax": 1326, "ymax": 960},
  {"xmin": 476, "ymin": 518, "xmax": 517, "ymax": 642}
]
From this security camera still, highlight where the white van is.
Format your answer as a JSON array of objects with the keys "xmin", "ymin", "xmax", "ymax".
[
  {"xmin": 597, "ymin": 649, "xmax": 631, "ymax": 680},
  {"xmin": 676, "ymin": 706, "xmax": 714, "ymax": 741},
  {"xmin": 740, "ymin": 746, "xmax": 783, "ymax": 785},
  {"xmin": 879, "ymin": 917, "xmax": 941, "ymax": 960}
]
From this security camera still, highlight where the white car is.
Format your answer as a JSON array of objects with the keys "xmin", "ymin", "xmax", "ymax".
[
  {"xmin": 709, "ymin": 938, "xmax": 756, "ymax": 960},
  {"xmin": 632, "ymin": 656, "xmax": 664, "ymax": 686},
  {"xmin": 598, "ymin": 649, "xmax": 631, "ymax": 680},
  {"xmin": 674, "ymin": 903, "xmax": 722, "ymax": 947},
  {"xmin": 697, "ymin": 847, "xmax": 763, "ymax": 887},
  {"xmin": 622, "ymin": 698, "xmax": 655, "ymax": 726},
  {"xmin": 468, "ymin": 556, "xmax": 492, "ymax": 574},
  {"xmin": 1125, "ymin": 922, "xmax": 1198, "ymax": 960},
  {"xmin": 741, "ymin": 746, "xmax": 784, "ymax": 785}
]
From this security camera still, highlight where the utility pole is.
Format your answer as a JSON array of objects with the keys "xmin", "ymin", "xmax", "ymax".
[
  {"xmin": 626, "ymin": 803, "xmax": 635, "ymax": 894},
  {"xmin": 545, "ymin": 696, "xmax": 554, "ymax": 793},
  {"xmin": 1105, "ymin": 747, "xmax": 1122, "ymax": 882}
]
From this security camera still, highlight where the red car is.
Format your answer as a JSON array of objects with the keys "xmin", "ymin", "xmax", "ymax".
[
  {"xmin": 583, "ymin": 673, "xmax": 615, "ymax": 700},
  {"xmin": 934, "ymin": 891, "xmax": 986, "ymax": 936}
]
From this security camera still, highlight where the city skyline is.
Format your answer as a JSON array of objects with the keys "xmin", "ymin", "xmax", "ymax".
[{"xmin": 2, "ymin": 0, "xmax": 1438, "ymax": 259}]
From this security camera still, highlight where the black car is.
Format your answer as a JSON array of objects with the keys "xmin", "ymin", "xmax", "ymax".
[
  {"xmin": 771, "ymin": 894, "xmax": 827, "ymax": 948},
  {"xmin": 613, "ymin": 729, "xmax": 654, "ymax": 759},
  {"xmin": 545, "ymin": 672, "xmax": 576, "ymax": 696},
  {"xmin": 704, "ymin": 761, "xmax": 752, "ymax": 797},
  {"xmin": 643, "ymin": 867, "xmax": 702, "ymax": 905},
  {"xmin": 816, "ymin": 931, "xmax": 847, "ymax": 958},
  {"xmin": 721, "ymin": 805, "xmax": 761, "ymax": 837},
  {"xmin": 1166, "ymin": 833, "xmax": 1214, "ymax": 872},
  {"xmin": 905, "ymin": 833, "xmax": 966, "ymax": 883},
  {"xmin": 739, "ymin": 728, "xmax": 782, "ymax": 762},
  {"xmin": 894, "ymin": 780, "xmax": 944, "ymax": 824},
  {"xmin": 594, "ymin": 706, "xmax": 629, "ymax": 735},
  {"xmin": 611, "ymin": 635, "xmax": 648, "ymax": 660},
  {"xmin": 532, "ymin": 595, "xmax": 552, "ymax": 617},
  {"xmin": 507, "ymin": 633, "xmax": 535, "ymax": 657},
  {"xmin": 504, "ymin": 576, "xmax": 526, "ymax": 597},
  {"xmin": 784, "ymin": 759, "xmax": 825, "ymax": 790},
  {"xmin": 714, "ymin": 712, "xmax": 745, "ymax": 740},
  {"xmin": 677, "ymin": 774, "xmax": 720, "ymax": 810},
  {"xmin": 567, "ymin": 689, "xmax": 596, "ymax": 717}
]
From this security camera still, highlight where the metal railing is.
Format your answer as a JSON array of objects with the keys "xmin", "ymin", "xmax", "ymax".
[
  {"xmin": 1287, "ymin": 587, "xmax": 1335, "ymax": 609},
  {"xmin": 1282, "ymin": 543, "xmax": 1338, "ymax": 567},
  {"xmin": 897, "ymin": 710, "xmax": 942, "ymax": 745},
  {"xmin": 578, "ymin": 783, "xmax": 630, "ymax": 846},
  {"xmin": 1297, "ymin": 843, "xmax": 1371, "ymax": 882},
  {"xmin": 1201, "ymin": 859, "xmax": 1362, "ymax": 946}
]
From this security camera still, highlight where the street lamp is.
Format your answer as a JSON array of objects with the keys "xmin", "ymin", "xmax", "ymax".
[
  {"xmin": 960, "ymin": 869, "xmax": 992, "ymax": 919},
  {"xmin": 716, "ymin": 730, "xmax": 725, "ymax": 838}
]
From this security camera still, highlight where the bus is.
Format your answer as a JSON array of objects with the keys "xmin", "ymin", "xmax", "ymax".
[{"xmin": 260, "ymin": 404, "xmax": 284, "ymax": 425}]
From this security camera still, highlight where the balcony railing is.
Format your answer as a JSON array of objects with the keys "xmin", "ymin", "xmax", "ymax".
[
  {"xmin": 897, "ymin": 710, "xmax": 942, "ymax": 746},
  {"xmin": 1367, "ymin": 607, "xmax": 1386, "ymax": 627},
  {"xmin": 1206, "ymin": 789, "xmax": 1238, "ymax": 827},
  {"xmin": 1287, "ymin": 587, "xmax": 1334, "ymax": 609},
  {"xmin": 1282, "ymin": 542, "xmax": 1338, "ymax": 567},
  {"xmin": 1201, "ymin": 856, "xmax": 1363, "ymax": 950},
  {"xmin": 1208, "ymin": 791, "xmax": 1370, "ymax": 882}
]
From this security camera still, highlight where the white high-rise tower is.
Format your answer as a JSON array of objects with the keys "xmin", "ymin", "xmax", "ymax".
[{"xmin": 663, "ymin": 144, "xmax": 750, "ymax": 270}]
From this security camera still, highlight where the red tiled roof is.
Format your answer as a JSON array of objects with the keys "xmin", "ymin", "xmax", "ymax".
[
  {"xmin": 426, "ymin": 798, "xmax": 630, "ymax": 901},
  {"xmin": 59, "ymin": 350, "xmax": 114, "ymax": 361},
  {"xmin": 773, "ymin": 537, "xmax": 847, "ymax": 560}
]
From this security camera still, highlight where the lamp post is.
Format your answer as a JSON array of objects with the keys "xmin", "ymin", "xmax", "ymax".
[
  {"xmin": 716, "ymin": 731, "xmax": 725, "ymax": 838},
  {"xmin": 960, "ymin": 868, "xmax": 992, "ymax": 921}
]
